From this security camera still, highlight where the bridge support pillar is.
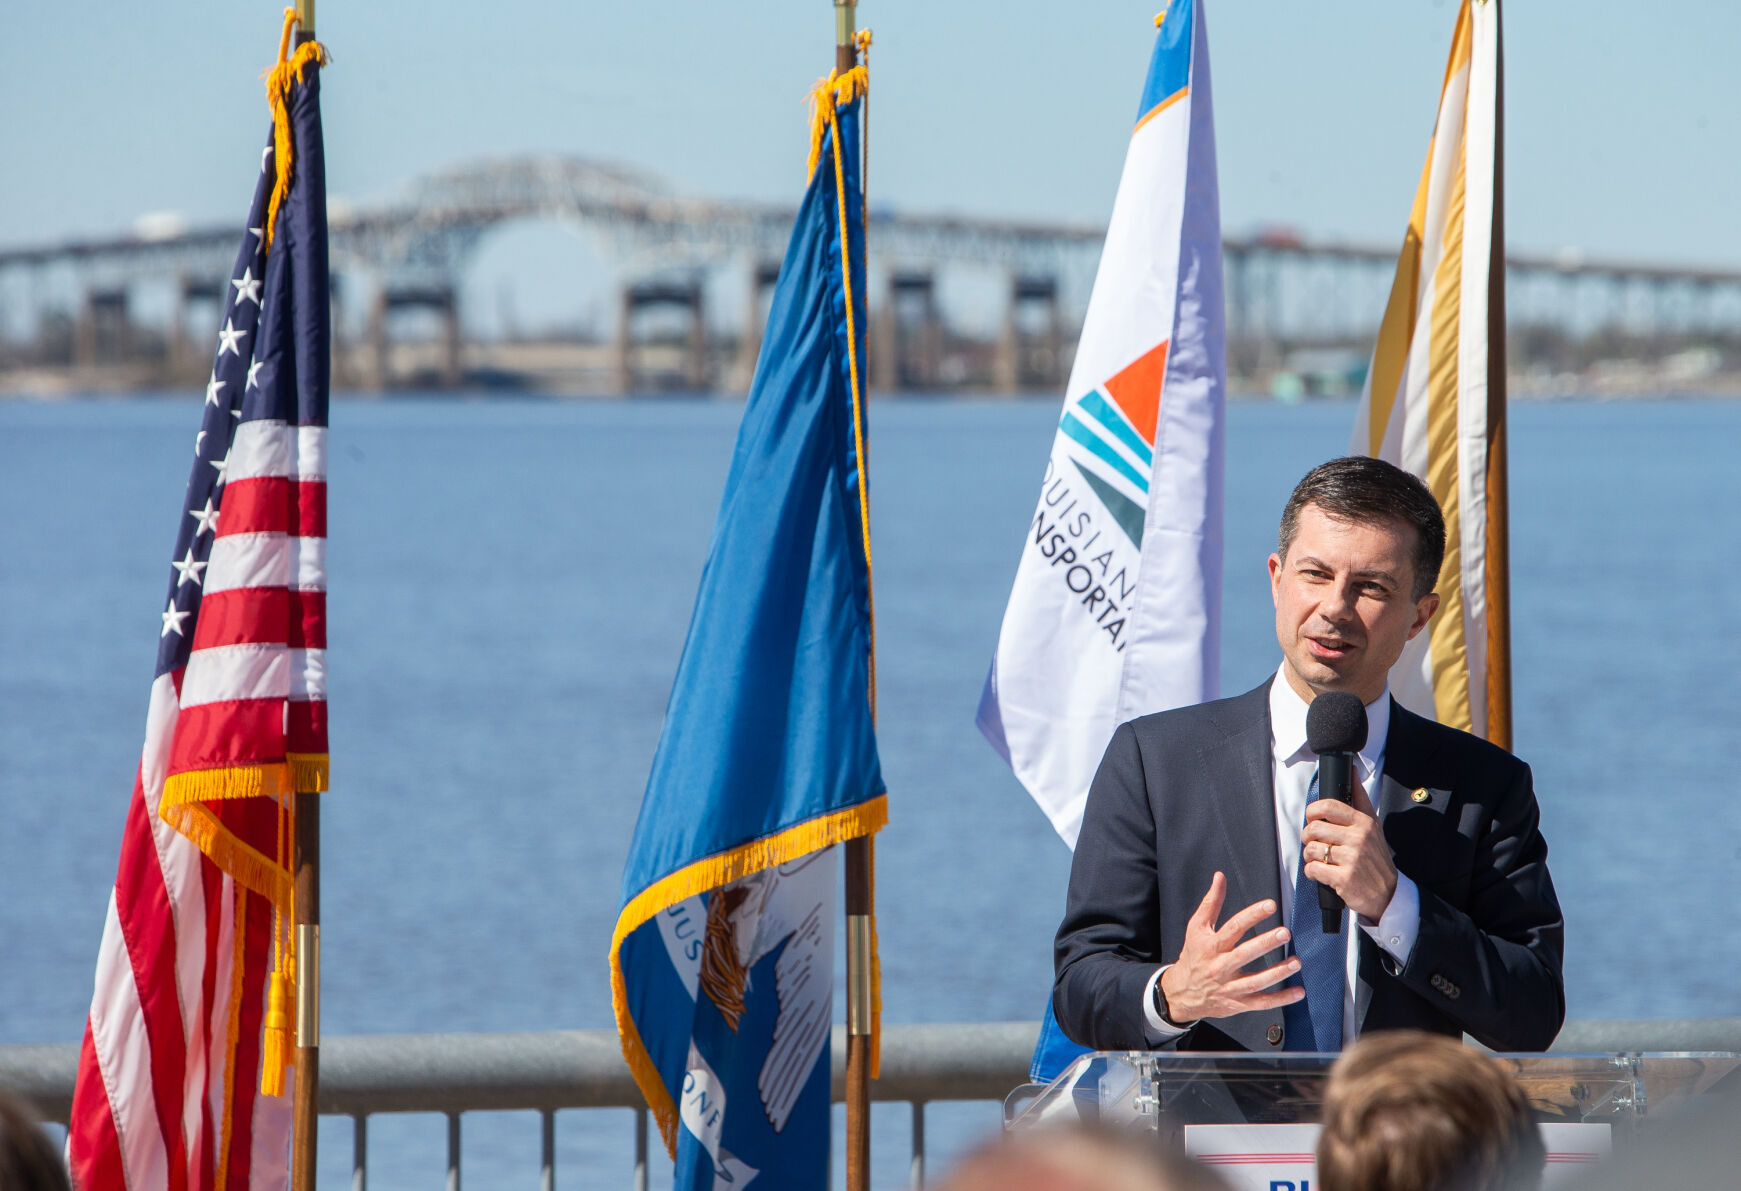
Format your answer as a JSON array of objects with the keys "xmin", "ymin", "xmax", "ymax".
[
  {"xmin": 367, "ymin": 293, "xmax": 387, "ymax": 392},
  {"xmin": 617, "ymin": 278, "xmax": 707, "ymax": 394},
  {"xmin": 874, "ymin": 271, "xmax": 941, "ymax": 392},
  {"xmin": 995, "ymin": 273, "xmax": 1063, "ymax": 393},
  {"xmin": 75, "ymin": 287, "xmax": 131, "ymax": 370},
  {"xmin": 328, "ymin": 275, "xmax": 349, "ymax": 392},
  {"xmin": 172, "ymin": 275, "xmax": 226, "ymax": 381},
  {"xmin": 370, "ymin": 283, "xmax": 461, "ymax": 391},
  {"xmin": 733, "ymin": 261, "xmax": 782, "ymax": 393}
]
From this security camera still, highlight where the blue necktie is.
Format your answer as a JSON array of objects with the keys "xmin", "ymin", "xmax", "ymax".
[{"xmin": 1282, "ymin": 772, "xmax": 1344, "ymax": 1052}]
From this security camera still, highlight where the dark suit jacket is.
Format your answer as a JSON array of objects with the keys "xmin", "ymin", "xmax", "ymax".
[{"xmin": 1053, "ymin": 680, "xmax": 1565, "ymax": 1053}]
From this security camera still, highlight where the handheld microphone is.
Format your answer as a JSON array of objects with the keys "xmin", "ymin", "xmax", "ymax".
[{"xmin": 1305, "ymin": 691, "xmax": 1368, "ymax": 934}]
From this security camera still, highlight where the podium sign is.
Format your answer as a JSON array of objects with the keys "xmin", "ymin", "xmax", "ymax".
[
  {"xmin": 1179, "ymin": 1122, "xmax": 1608, "ymax": 1191},
  {"xmin": 1005, "ymin": 1051, "xmax": 1737, "ymax": 1188}
]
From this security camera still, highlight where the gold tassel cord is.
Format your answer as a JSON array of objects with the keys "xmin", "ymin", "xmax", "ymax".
[
  {"xmin": 261, "ymin": 7, "xmax": 329, "ymax": 256},
  {"xmin": 810, "ymin": 56, "xmax": 878, "ymax": 723},
  {"xmin": 215, "ymin": 884, "xmax": 250, "ymax": 1190},
  {"xmin": 260, "ymin": 790, "xmax": 297, "ymax": 1097},
  {"xmin": 855, "ymin": 30, "xmax": 871, "ymax": 230}
]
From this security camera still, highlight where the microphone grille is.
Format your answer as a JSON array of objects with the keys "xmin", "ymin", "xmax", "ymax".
[{"xmin": 1306, "ymin": 691, "xmax": 1369, "ymax": 754}]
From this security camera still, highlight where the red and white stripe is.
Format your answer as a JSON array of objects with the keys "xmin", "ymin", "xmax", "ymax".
[{"xmin": 68, "ymin": 421, "xmax": 324, "ymax": 1191}]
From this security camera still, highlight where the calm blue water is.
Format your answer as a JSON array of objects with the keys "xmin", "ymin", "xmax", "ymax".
[{"xmin": 3, "ymin": 395, "xmax": 1739, "ymax": 1186}]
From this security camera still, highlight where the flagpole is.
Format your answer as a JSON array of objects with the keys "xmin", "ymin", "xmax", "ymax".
[
  {"xmin": 290, "ymin": 12, "xmax": 321, "ymax": 1191},
  {"xmin": 291, "ymin": 795, "xmax": 320, "ymax": 1191},
  {"xmin": 833, "ymin": 9, "xmax": 876, "ymax": 1191},
  {"xmin": 1484, "ymin": 0, "xmax": 1513, "ymax": 751}
]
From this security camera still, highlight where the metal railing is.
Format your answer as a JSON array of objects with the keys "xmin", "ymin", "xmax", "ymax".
[
  {"xmin": 5, "ymin": 1019, "xmax": 1740, "ymax": 1189},
  {"xmin": 0, "ymin": 1021, "xmax": 1039, "ymax": 1190}
]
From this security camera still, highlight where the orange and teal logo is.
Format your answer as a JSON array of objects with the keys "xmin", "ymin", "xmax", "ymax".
[{"xmin": 1058, "ymin": 341, "xmax": 1168, "ymax": 547}]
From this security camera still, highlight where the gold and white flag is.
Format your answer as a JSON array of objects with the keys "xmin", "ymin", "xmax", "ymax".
[{"xmin": 1352, "ymin": 0, "xmax": 1511, "ymax": 746}]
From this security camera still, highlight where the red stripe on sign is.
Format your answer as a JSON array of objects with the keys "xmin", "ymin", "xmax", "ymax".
[
  {"xmin": 214, "ymin": 477, "xmax": 292, "ymax": 538},
  {"xmin": 191, "ymin": 588, "xmax": 290, "ymax": 650},
  {"xmin": 294, "ymin": 479, "xmax": 327, "ymax": 539},
  {"xmin": 113, "ymin": 778, "xmax": 193, "ymax": 1191},
  {"xmin": 288, "ymin": 699, "xmax": 328, "ymax": 754},
  {"xmin": 289, "ymin": 589, "xmax": 326, "ymax": 649},
  {"xmin": 168, "ymin": 701, "xmax": 286, "ymax": 775},
  {"xmin": 69, "ymin": 1022, "xmax": 130, "ymax": 1191}
]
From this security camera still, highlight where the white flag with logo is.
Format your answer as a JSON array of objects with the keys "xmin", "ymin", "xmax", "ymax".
[{"xmin": 978, "ymin": 0, "xmax": 1225, "ymax": 847}]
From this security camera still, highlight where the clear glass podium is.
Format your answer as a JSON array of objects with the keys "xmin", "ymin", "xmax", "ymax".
[{"xmin": 1005, "ymin": 1052, "xmax": 1741, "ymax": 1189}]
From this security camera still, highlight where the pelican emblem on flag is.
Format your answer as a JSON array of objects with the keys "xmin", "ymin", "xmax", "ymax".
[{"xmin": 695, "ymin": 852, "xmax": 834, "ymax": 1134}]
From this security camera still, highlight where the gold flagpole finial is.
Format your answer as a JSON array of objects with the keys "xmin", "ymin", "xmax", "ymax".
[{"xmin": 835, "ymin": 0, "xmax": 856, "ymax": 58}]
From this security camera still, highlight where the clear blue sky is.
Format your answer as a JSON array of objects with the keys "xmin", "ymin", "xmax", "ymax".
[{"xmin": 5, "ymin": 2, "xmax": 1736, "ymax": 326}]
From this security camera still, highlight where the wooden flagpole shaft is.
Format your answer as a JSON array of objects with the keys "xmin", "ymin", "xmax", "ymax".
[
  {"xmin": 1485, "ymin": 0, "xmax": 1513, "ymax": 751},
  {"xmin": 292, "ymin": 793, "xmax": 320, "ymax": 1191},
  {"xmin": 844, "ymin": 837, "xmax": 872, "ymax": 1191}
]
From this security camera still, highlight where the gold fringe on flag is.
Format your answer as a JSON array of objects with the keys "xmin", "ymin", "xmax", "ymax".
[{"xmin": 262, "ymin": 7, "xmax": 329, "ymax": 256}]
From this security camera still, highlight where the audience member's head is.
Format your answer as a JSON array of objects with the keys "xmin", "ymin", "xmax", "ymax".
[
  {"xmin": 1316, "ymin": 1031, "xmax": 1544, "ymax": 1191},
  {"xmin": 0, "ymin": 1088, "xmax": 71, "ymax": 1191},
  {"xmin": 932, "ymin": 1125, "xmax": 1230, "ymax": 1191}
]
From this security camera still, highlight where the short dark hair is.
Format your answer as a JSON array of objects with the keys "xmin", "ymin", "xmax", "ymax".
[
  {"xmin": 1316, "ymin": 1032, "xmax": 1544, "ymax": 1191},
  {"xmin": 1278, "ymin": 457, "xmax": 1446, "ymax": 600}
]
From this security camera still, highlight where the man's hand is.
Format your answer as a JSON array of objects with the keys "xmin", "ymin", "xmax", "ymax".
[
  {"xmin": 1157, "ymin": 872, "xmax": 1303, "ymax": 1024},
  {"xmin": 1301, "ymin": 774, "xmax": 1397, "ymax": 921}
]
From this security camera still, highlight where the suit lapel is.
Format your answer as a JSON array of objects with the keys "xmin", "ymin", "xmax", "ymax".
[
  {"xmin": 1200, "ymin": 683, "xmax": 1283, "ymax": 916},
  {"xmin": 1357, "ymin": 699, "xmax": 1437, "ymax": 1031}
]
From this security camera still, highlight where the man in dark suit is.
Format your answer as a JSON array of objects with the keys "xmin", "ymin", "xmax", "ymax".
[{"xmin": 1053, "ymin": 457, "xmax": 1563, "ymax": 1053}]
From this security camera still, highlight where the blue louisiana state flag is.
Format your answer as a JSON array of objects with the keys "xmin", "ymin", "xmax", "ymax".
[
  {"xmin": 977, "ymin": 1, "xmax": 1226, "ymax": 1084},
  {"xmin": 610, "ymin": 66, "xmax": 886, "ymax": 1189}
]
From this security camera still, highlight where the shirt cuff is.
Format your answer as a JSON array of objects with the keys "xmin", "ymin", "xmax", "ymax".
[
  {"xmin": 1141, "ymin": 966, "xmax": 1192, "ymax": 1041},
  {"xmin": 1359, "ymin": 872, "xmax": 1420, "ymax": 963}
]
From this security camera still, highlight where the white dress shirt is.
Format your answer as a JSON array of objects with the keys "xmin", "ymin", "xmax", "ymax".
[{"xmin": 1142, "ymin": 668, "xmax": 1420, "ymax": 1043}]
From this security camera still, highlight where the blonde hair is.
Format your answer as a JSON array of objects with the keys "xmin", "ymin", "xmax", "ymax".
[{"xmin": 1316, "ymin": 1032, "xmax": 1544, "ymax": 1191}]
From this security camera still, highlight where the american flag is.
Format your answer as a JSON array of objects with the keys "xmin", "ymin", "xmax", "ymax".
[{"xmin": 67, "ymin": 29, "xmax": 329, "ymax": 1191}]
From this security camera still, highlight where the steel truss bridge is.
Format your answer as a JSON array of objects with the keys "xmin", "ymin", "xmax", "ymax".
[{"xmin": 4, "ymin": 155, "xmax": 1740, "ymax": 393}]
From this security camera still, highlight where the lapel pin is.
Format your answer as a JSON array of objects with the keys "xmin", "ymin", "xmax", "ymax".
[{"xmin": 1411, "ymin": 787, "xmax": 1431, "ymax": 804}]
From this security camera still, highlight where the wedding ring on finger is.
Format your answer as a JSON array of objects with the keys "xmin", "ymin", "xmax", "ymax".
[{"xmin": 1324, "ymin": 843, "xmax": 1334, "ymax": 865}]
